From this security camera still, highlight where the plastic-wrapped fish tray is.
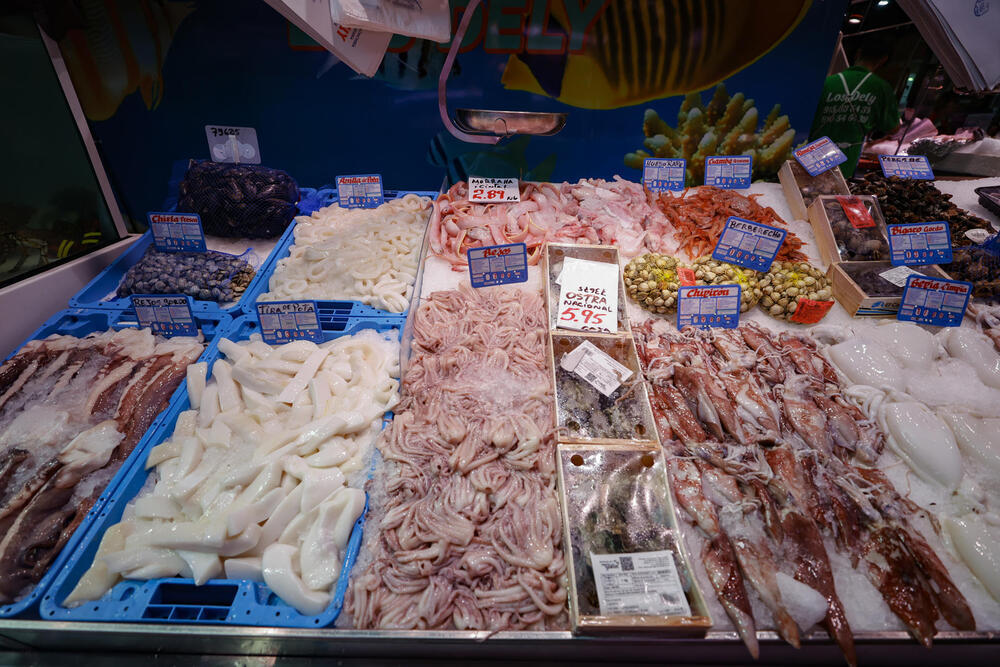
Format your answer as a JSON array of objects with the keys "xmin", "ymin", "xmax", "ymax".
[
  {"xmin": 41, "ymin": 314, "xmax": 403, "ymax": 628},
  {"xmin": 245, "ymin": 189, "xmax": 439, "ymax": 320},
  {"xmin": 0, "ymin": 307, "xmax": 229, "ymax": 619},
  {"xmin": 67, "ymin": 229, "xmax": 278, "ymax": 316}
]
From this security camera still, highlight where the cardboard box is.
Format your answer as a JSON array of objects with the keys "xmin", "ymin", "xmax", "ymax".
[
  {"xmin": 828, "ymin": 261, "xmax": 951, "ymax": 317},
  {"xmin": 807, "ymin": 194, "xmax": 889, "ymax": 267},
  {"xmin": 778, "ymin": 159, "xmax": 850, "ymax": 221},
  {"xmin": 556, "ymin": 443, "xmax": 713, "ymax": 635}
]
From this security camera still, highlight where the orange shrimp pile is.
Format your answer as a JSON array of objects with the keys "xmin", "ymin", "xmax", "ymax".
[{"xmin": 653, "ymin": 187, "xmax": 807, "ymax": 262}]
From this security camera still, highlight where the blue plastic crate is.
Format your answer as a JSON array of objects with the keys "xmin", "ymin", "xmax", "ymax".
[
  {"xmin": 41, "ymin": 314, "xmax": 402, "ymax": 628},
  {"xmin": 242, "ymin": 189, "xmax": 439, "ymax": 320},
  {"xmin": 0, "ymin": 307, "xmax": 229, "ymax": 619}
]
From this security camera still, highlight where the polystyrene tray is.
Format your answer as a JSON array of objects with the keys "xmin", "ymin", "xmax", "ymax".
[
  {"xmin": 247, "ymin": 190, "xmax": 439, "ymax": 319},
  {"xmin": 0, "ymin": 307, "xmax": 229, "ymax": 619},
  {"xmin": 41, "ymin": 314, "xmax": 402, "ymax": 628}
]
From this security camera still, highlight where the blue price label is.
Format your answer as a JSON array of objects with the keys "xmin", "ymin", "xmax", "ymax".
[
  {"xmin": 793, "ymin": 136, "xmax": 847, "ymax": 176},
  {"xmin": 677, "ymin": 285, "xmax": 741, "ymax": 330},
  {"xmin": 897, "ymin": 275, "xmax": 971, "ymax": 327},
  {"xmin": 148, "ymin": 212, "xmax": 206, "ymax": 252},
  {"xmin": 879, "ymin": 155, "xmax": 934, "ymax": 180},
  {"xmin": 256, "ymin": 301, "xmax": 323, "ymax": 344},
  {"xmin": 336, "ymin": 174, "xmax": 384, "ymax": 209},
  {"xmin": 888, "ymin": 221, "xmax": 952, "ymax": 266},
  {"xmin": 711, "ymin": 216, "xmax": 787, "ymax": 272},
  {"xmin": 643, "ymin": 158, "xmax": 686, "ymax": 192},
  {"xmin": 467, "ymin": 243, "xmax": 528, "ymax": 288},
  {"xmin": 132, "ymin": 295, "xmax": 198, "ymax": 337},
  {"xmin": 704, "ymin": 156, "xmax": 752, "ymax": 189}
]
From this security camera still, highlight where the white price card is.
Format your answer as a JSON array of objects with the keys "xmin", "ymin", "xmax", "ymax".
[
  {"xmin": 205, "ymin": 125, "xmax": 260, "ymax": 164},
  {"xmin": 591, "ymin": 551, "xmax": 691, "ymax": 617},
  {"xmin": 556, "ymin": 258, "xmax": 618, "ymax": 334},
  {"xmin": 878, "ymin": 265, "xmax": 921, "ymax": 288},
  {"xmin": 468, "ymin": 177, "xmax": 520, "ymax": 203},
  {"xmin": 560, "ymin": 340, "xmax": 633, "ymax": 396}
]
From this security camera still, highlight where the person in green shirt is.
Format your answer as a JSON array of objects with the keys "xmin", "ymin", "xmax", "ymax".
[{"xmin": 810, "ymin": 40, "xmax": 900, "ymax": 177}]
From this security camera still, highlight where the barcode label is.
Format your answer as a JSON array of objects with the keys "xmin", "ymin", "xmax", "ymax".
[{"xmin": 590, "ymin": 550, "xmax": 691, "ymax": 617}]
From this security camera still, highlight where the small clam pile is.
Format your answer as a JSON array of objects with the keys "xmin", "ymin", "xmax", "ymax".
[
  {"xmin": 690, "ymin": 256, "xmax": 760, "ymax": 312},
  {"xmin": 624, "ymin": 253, "xmax": 682, "ymax": 314},
  {"xmin": 759, "ymin": 261, "xmax": 833, "ymax": 322},
  {"xmin": 117, "ymin": 248, "xmax": 255, "ymax": 303}
]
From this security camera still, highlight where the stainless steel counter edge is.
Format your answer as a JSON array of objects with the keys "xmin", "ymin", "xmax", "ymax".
[{"xmin": 0, "ymin": 622, "xmax": 996, "ymax": 662}]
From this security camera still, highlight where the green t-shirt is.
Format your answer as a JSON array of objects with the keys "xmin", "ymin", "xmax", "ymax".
[{"xmin": 810, "ymin": 66, "xmax": 899, "ymax": 177}]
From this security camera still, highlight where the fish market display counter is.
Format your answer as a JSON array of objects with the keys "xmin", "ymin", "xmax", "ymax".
[{"xmin": 2, "ymin": 175, "xmax": 1000, "ymax": 664}]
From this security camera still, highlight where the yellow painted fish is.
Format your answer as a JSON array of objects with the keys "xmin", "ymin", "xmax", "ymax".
[
  {"xmin": 58, "ymin": 0, "xmax": 194, "ymax": 121},
  {"xmin": 502, "ymin": 0, "xmax": 811, "ymax": 110}
]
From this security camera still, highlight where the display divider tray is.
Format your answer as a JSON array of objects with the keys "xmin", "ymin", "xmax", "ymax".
[
  {"xmin": 0, "ymin": 307, "xmax": 230, "ymax": 619},
  {"xmin": 244, "ymin": 189, "xmax": 440, "ymax": 321},
  {"xmin": 41, "ymin": 314, "xmax": 403, "ymax": 628}
]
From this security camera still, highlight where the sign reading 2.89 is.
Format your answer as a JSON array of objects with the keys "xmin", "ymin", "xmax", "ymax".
[{"xmin": 468, "ymin": 176, "xmax": 520, "ymax": 203}]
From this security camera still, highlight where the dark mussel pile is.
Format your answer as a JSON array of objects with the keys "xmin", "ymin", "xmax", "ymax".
[
  {"xmin": 947, "ymin": 243, "xmax": 1000, "ymax": 303},
  {"xmin": 116, "ymin": 247, "xmax": 255, "ymax": 302},
  {"xmin": 850, "ymin": 173, "xmax": 992, "ymax": 247},
  {"xmin": 178, "ymin": 161, "xmax": 299, "ymax": 238}
]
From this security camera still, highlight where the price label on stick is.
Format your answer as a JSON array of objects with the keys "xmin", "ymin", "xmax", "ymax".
[
  {"xmin": 793, "ymin": 136, "xmax": 847, "ymax": 176},
  {"xmin": 148, "ymin": 212, "xmax": 207, "ymax": 252},
  {"xmin": 468, "ymin": 177, "xmax": 520, "ymax": 203},
  {"xmin": 256, "ymin": 301, "xmax": 323, "ymax": 344},
  {"xmin": 560, "ymin": 340, "xmax": 633, "ymax": 397},
  {"xmin": 643, "ymin": 158, "xmax": 686, "ymax": 192},
  {"xmin": 704, "ymin": 156, "xmax": 752, "ymax": 189},
  {"xmin": 887, "ymin": 222, "xmax": 952, "ymax": 266},
  {"xmin": 711, "ymin": 216, "xmax": 786, "ymax": 272},
  {"xmin": 336, "ymin": 174, "xmax": 384, "ymax": 209},
  {"xmin": 556, "ymin": 258, "xmax": 618, "ymax": 334},
  {"xmin": 879, "ymin": 154, "xmax": 934, "ymax": 180},
  {"xmin": 897, "ymin": 275, "xmax": 971, "ymax": 327},
  {"xmin": 132, "ymin": 295, "xmax": 198, "ymax": 337},
  {"xmin": 467, "ymin": 243, "xmax": 528, "ymax": 288},
  {"xmin": 205, "ymin": 125, "xmax": 260, "ymax": 164},
  {"xmin": 677, "ymin": 285, "xmax": 741, "ymax": 330}
]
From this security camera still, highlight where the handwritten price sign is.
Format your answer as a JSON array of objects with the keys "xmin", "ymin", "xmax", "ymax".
[
  {"xmin": 556, "ymin": 258, "xmax": 618, "ymax": 334},
  {"xmin": 558, "ymin": 305, "xmax": 609, "ymax": 328},
  {"xmin": 468, "ymin": 177, "xmax": 520, "ymax": 203}
]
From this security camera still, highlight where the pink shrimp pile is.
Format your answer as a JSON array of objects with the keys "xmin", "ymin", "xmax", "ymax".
[{"xmin": 348, "ymin": 284, "xmax": 567, "ymax": 630}]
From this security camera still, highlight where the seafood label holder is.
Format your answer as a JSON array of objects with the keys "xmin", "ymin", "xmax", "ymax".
[
  {"xmin": 336, "ymin": 174, "xmax": 385, "ymax": 209},
  {"xmin": 148, "ymin": 212, "xmax": 207, "ymax": 253},
  {"xmin": 888, "ymin": 222, "xmax": 953, "ymax": 266},
  {"xmin": 590, "ymin": 551, "xmax": 691, "ymax": 617},
  {"xmin": 711, "ymin": 216, "xmax": 786, "ymax": 272},
  {"xmin": 132, "ymin": 295, "xmax": 198, "ymax": 337},
  {"xmin": 793, "ymin": 136, "xmax": 847, "ymax": 176},
  {"xmin": 256, "ymin": 300, "xmax": 323, "ymax": 344},
  {"xmin": 556, "ymin": 258, "xmax": 618, "ymax": 334},
  {"xmin": 897, "ymin": 275, "xmax": 972, "ymax": 327},
  {"xmin": 704, "ymin": 156, "xmax": 752, "ymax": 189},
  {"xmin": 467, "ymin": 243, "xmax": 528, "ymax": 288},
  {"xmin": 468, "ymin": 177, "xmax": 520, "ymax": 203},
  {"xmin": 205, "ymin": 125, "xmax": 260, "ymax": 164},
  {"xmin": 642, "ymin": 158, "xmax": 686, "ymax": 192},
  {"xmin": 677, "ymin": 285, "xmax": 741, "ymax": 329},
  {"xmin": 559, "ymin": 340, "xmax": 633, "ymax": 396},
  {"xmin": 879, "ymin": 154, "xmax": 934, "ymax": 180}
]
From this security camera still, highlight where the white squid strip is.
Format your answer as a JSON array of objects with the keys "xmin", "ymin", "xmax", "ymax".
[
  {"xmin": 186, "ymin": 362, "xmax": 208, "ymax": 407},
  {"xmin": 224, "ymin": 556, "xmax": 264, "ymax": 582},
  {"xmin": 218, "ymin": 338, "xmax": 251, "ymax": 364},
  {"xmin": 233, "ymin": 461, "xmax": 283, "ymax": 504},
  {"xmin": 262, "ymin": 543, "xmax": 331, "ymax": 615},
  {"xmin": 219, "ymin": 524, "xmax": 263, "ymax": 557},
  {"xmin": 277, "ymin": 348, "xmax": 330, "ymax": 404},
  {"xmin": 257, "ymin": 485, "xmax": 305, "ymax": 550},
  {"xmin": 226, "ymin": 487, "xmax": 287, "ymax": 537},
  {"xmin": 134, "ymin": 495, "xmax": 182, "ymax": 520},
  {"xmin": 231, "ymin": 365, "xmax": 287, "ymax": 395},
  {"xmin": 174, "ymin": 410, "xmax": 198, "ymax": 438},
  {"xmin": 177, "ymin": 549, "xmax": 223, "ymax": 585},
  {"xmin": 132, "ymin": 519, "xmax": 227, "ymax": 551},
  {"xmin": 299, "ymin": 487, "xmax": 365, "ymax": 591},
  {"xmin": 63, "ymin": 523, "xmax": 132, "ymax": 607},
  {"xmin": 212, "ymin": 360, "xmax": 242, "ymax": 413},
  {"xmin": 309, "ymin": 375, "xmax": 330, "ymax": 422},
  {"xmin": 299, "ymin": 466, "xmax": 346, "ymax": 515},
  {"xmin": 198, "ymin": 384, "xmax": 220, "ymax": 428},
  {"xmin": 102, "ymin": 547, "xmax": 183, "ymax": 576}
]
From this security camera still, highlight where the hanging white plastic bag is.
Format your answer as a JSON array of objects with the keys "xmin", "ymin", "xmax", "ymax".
[
  {"xmin": 263, "ymin": 0, "xmax": 389, "ymax": 76},
  {"xmin": 330, "ymin": 0, "xmax": 451, "ymax": 43}
]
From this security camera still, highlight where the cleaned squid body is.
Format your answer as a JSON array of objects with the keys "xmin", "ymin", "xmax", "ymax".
[
  {"xmin": 865, "ymin": 322, "xmax": 938, "ymax": 368},
  {"xmin": 943, "ymin": 328, "xmax": 1000, "ymax": 390},
  {"xmin": 945, "ymin": 516, "xmax": 1000, "ymax": 602},
  {"xmin": 940, "ymin": 412, "xmax": 1000, "ymax": 478},
  {"xmin": 883, "ymin": 402, "xmax": 962, "ymax": 490},
  {"xmin": 827, "ymin": 338, "xmax": 904, "ymax": 391}
]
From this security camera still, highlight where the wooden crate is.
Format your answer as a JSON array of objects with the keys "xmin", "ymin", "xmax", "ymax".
[
  {"xmin": 807, "ymin": 194, "xmax": 889, "ymax": 267},
  {"xmin": 550, "ymin": 331, "xmax": 658, "ymax": 446},
  {"xmin": 778, "ymin": 159, "xmax": 850, "ymax": 221},
  {"xmin": 828, "ymin": 260, "xmax": 952, "ymax": 317},
  {"xmin": 543, "ymin": 242, "xmax": 630, "ymax": 334},
  {"xmin": 556, "ymin": 443, "xmax": 713, "ymax": 635}
]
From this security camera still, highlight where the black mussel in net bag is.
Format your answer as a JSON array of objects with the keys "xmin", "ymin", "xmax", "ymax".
[{"xmin": 177, "ymin": 160, "xmax": 299, "ymax": 238}]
